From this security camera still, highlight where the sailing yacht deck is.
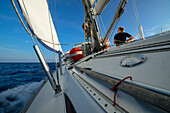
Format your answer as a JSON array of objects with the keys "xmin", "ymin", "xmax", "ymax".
[
  {"xmin": 11, "ymin": 0, "xmax": 170, "ymax": 112},
  {"xmin": 23, "ymin": 77, "xmax": 66, "ymax": 113},
  {"xmin": 22, "ymin": 66, "xmax": 107, "ymax": 113}
]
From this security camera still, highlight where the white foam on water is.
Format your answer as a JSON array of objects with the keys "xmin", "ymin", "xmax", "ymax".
[{"xmin": 0, "ymin": 81, "xmax": 43, "ymax": 113}]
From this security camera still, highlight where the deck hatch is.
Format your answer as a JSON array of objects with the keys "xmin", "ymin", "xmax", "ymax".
[{"xmin": 120, "ymin": 54, "xmax": 146, "ymax": 67}]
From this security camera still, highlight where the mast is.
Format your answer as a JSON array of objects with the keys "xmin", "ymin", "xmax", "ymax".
[
  {"xmin": 82, "ymin": 0, "xmax": 101, "ymax": 52},
  {"xmin": 139, "ymin": 25, "xmax": 145, "ymax": 39}
]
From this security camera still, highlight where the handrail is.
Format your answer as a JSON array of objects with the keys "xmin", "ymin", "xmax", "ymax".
[{"xmin": 74, "ymin": 65, "xmax": 170, "ymax": 112}]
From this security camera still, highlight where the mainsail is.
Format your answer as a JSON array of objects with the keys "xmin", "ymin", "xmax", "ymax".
[{"xmin": 17, "ymin": 0, "xmax": 62, "ymax": 53}]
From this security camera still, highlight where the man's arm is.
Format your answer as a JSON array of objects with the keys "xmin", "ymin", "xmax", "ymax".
[
  {"xmin": 127, "ymin": 35, "xmax": 134, "ymax": 42},
  {"xmin": 113, "ymin": 34, "xmax": 118, "ymax": 44},
  {"xmin": 114, "ymin": 39, "xmax": 116, "ymax": 44}
]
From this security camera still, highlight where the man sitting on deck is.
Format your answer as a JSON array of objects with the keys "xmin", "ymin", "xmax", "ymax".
[{"xmin": 114, "ymin": 26, "xmax": 134, "ymax": 46}]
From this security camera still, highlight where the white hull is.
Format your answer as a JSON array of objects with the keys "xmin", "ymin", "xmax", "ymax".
[{"xmin": 22, "ymin": 32, "xmax": 170, "ymax": 113}]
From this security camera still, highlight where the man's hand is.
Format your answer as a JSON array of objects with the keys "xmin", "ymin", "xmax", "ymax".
[
  {"xmin": 113, "ymin": 39, "xmax": 116, "ymax": 44},
  {"xmin": 127, "ymin": 36, "xmax": 134, "ymax": 42}
]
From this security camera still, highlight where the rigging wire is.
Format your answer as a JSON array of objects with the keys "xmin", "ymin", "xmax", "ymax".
[
  {"xmin": 22, "ymin": 0, "xmax": 36, "ymax": 45},
  {"xmin": 54, "ymin": 0, "xmax": 59, "ymax": 36},
  {"xmin": 124, "ymin": 8, "xmax": 140, "ymax": 39},
  {"xmin": 33, "ymin": 35, "xmax": 84, "ymax": 45},
  {"xmin": 46, "ymin": 0, "xmax": 59, "ymax": 58},
  {"xmin": 18, "ymin": 0, "xmax": 82, "ymax": 46},
  {"xmin": 47, "ymin": 1, "xmax": 58, "ymax": 65},
  {"xmin": 38, "ymin": 63, "xmax": 46, "ymax": 80},
  {"xmin": 47, "ymin": 0, "xmax": 61, "ymax": 85},
  {"xmin": 96, "ymin": 15, "xmax": 103, "ymax": 39},
  {"xmin": 99, "ymin": 15, "xmax": 106, "ymax": 33},
  {"xmin": 54, "ymin": 0, "xmax": 60, "ymax": 51},
  {"xmin": 108, "ymin": 18, "xmax": 120, "ymax": 42},
  {"xmin": 132, "ymin": 0, "xmax": 141, "ymax": 26},
  {"xmin": 22, "ymin": 0, "xmax": 48, "ymax": 80},
  {"xmin": 36, "ymin": 38, "xmax": 48, "ymax": 80},
  {"xmin": 94, "ymin": 0, "xmax": 103, "ymax": 39}
]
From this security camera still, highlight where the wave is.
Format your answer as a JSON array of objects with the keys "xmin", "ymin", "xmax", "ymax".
[{"xmin": 0, "ymin": 81, "xmax": 43, "ymax": 113}]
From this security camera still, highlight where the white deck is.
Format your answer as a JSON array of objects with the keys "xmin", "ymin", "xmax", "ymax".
[
  {"xmin": 26, "ymin": 80, "xmax": 66, "ymax": 113},
  {"xmin": 25, "ymin": 66, "xmax": 106, "ymax": 113},
  {"xmin": 24, "ymin": 33, "xmax": 170, "ymax": 113}
]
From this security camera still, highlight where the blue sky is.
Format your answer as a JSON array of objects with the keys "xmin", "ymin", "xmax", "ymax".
[{"xmin": 0, "ymin": 0, "xmax": 169, "ymax": 62}]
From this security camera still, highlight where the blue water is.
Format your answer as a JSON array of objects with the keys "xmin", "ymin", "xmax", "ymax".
[{"xmin": 0, "ymin": 63, "xmax": 56, "ymax": 113}]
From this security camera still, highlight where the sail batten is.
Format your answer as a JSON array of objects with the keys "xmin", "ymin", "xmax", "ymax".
[{"xmin": 17, "ymin": 0, "xmax": 62, "ymax": 53}]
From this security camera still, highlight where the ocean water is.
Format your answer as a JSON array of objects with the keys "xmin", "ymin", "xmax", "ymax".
[{"xmin": 0, "ymin": 63, "xmax": 56, "ymax": 113}]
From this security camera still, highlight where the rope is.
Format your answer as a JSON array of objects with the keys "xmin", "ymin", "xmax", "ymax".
[
  {"xmin": 110, "ymin": 76, "xmax": 132, "ymax": 106},
  {"xmin": 125, "ymin": 8, "xmax": 140, "ymax": 38},
  {"xmin": 22, "ymin": 0, "xmax": 48, "ymax": 81},
  {"xmin": 35, "ymin": 36, "xmax": 84, "ymax": 45},
  {"xmin": 15, "ymin": 0, "xmax": 81, "ymax": 46},
  {"xmin": 34, "ymin": 35, "xmax": 85, "ymax": 45},
  {"xmin": 28, "ymin": 33, "xmax": 84, "ymax": 45},
  {"xmin": 24, "ymin": 0, "xmax": 47, "ymax": 80},
  {"xmin": 22, "ymin": 0, "xmax": 36, "ymax": 45}
]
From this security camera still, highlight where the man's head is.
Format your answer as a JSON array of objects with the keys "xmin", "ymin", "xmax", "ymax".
[{"xmin": 118, "ymin": 26, "xmax": 124, "ymax": 33}]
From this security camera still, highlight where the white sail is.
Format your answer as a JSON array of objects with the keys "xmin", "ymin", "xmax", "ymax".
[
  {"xmin": 94, "ymin": 0, "xmax": 110, "ymax": 15},
  {"xmin": 17, "ymin": 0, "xmax": 62, "ymax": 53}
]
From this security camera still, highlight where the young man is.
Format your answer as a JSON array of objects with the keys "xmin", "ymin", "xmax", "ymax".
[{"xmin": 114, "ymin": 27, "xmax": 134, "ymax": 46}]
